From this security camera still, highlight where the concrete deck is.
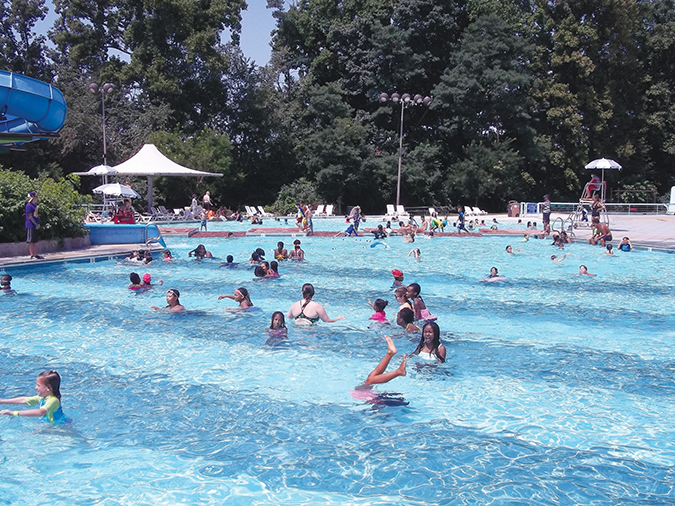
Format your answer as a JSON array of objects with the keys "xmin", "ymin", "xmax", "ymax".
[{"xmin": 0, "ymin": 212, "xmax": 672, "ymax": 269}]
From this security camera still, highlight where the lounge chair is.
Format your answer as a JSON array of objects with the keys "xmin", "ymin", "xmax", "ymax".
[
  {"xmin": 428, "ymin": 207, "xmax": 437, "ymax": 218},
  {"xmin": 325, "ymin": 204, "xmax": 334, "ymax": 216},
  {"xmin": 473, "ymin": 206, "xmax": 488, "ymax": 215},
  {"xmin": 257, "ymin": 206, "xmax": 274, "ymax": 217},
  {"xmin": 315, "ymin": 204, "xmax": 325, "ymax": 215},
  {"xmin": 396, "ymin": 205, "xmax": 410, "ymax": 219},
  {"xmin": 244, "ymin": 206, "xmax": 257, "ymax": 217}
]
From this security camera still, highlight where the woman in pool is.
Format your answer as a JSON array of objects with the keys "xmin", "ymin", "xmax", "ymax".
[
  {"xmin": 266, "ymin": 311, "xmax": 288, "ymax": 339},
  {"xmin": 151, "ymin": 289, "xmax": 185, "ymax": 312},
  {"xmin": 410, "ymin": 322, "xmax": 446, "ymax": 363},
  {"xmin": 406, "ymin": 283, "xmax": 435, "ymax": 321},
  {"xmin": 188, "ymin": 244, "xmax": 212, "ymax": 260},
  {"xmin": 287, "ymin": 283, "xmax": 345, "ymax": 325},
  {"xmin": 0, "ymin": 370, "xmax": 65, "ymax": 423},
  {"xmin": 274, "ymin": 241, "xmax": 288, "ymax": 260},
  {"xmin": 408, "ymin": 248, "xmax": 421, "ymax": 259},
  {"xmin": 218, "ymin": 287, "xmax": 253, "ymax": 309}
]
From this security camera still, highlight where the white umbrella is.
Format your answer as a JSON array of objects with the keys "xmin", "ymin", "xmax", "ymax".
[
  {"xmin": 584, "ymin": 158, "xmax": 622, "ymax": 201},
  {"xmin": 93, "ymin": 183, "xmax": 141, "ymax": 199}
]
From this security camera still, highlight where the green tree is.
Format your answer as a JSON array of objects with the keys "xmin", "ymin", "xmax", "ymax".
[{"xmin": 0, "ymin": 0, "xmax": 51, "ymax": 79}]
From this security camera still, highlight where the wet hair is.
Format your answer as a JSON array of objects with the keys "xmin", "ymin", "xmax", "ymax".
[
  {"xmin": 261, "ymin": 261, "xmax": 270, "ymax": 270},
  {"xmin": 1, "ymin": 274, "xmax": 12, "ymax": 286},
  {"xmin": 551, "ymin": 255, "xmax": 557, "ymax": 260},
  {"xmin": 254, "ymin": 266, "xmax": 266, "ymax": 277},
  {"xmin": 130, "ymin": 272, "xmax": 141, "ymax": 284},
  {"xmin": 251, "ymin": 252, "xmax": 261, "ymax": 262},
  {"xmin": 167, "ymin": 289, "xmax": 181, "ymax": 304},
  {"xmin": 269, "ymin": 311, "xmax": 287, "ymax": 329},
  {"xmin": 255, "ymin": 248, "xmax": 266, "ymax": 257},
  {"xmin": 398, "ymin": 308, "xmax": 415, "ymax": 326},
  {"xmin": 302, "ymin": 283, "xmax": 315, "ymax": 300},
  {"xmin": 505, "ymin": 245, "xmax": 512, "ymax": 251},
  {"xmin": 226, "ymin": 255, "xmax": 234, "ymax": 263},
  {"xmin": 580, "ymin": 265, "xmax": 588, "ymax": 271},
  {"xmin": 490, "ymin": 267, "xmax": 498, "ymax": 276},
  {"xmin": 196, "ymin": 244, "xmax": 206, "ymax": 253},
  {"xmin": 163, "ymin": 250, "xmax": 172, "ymax": 258},
  {"xmin": 372, "ymin": 298, "xmax": 388, "ymax": 312},
  {"xmin": 236, "ymin": 287, "xmax": 252, "ymax": 305},
  {"xmin": 395, "ymin": 286, "xmax": 409, "ymax": 300},
  {"xmin": 606, "ymin": 244, "xmax": 613, "ymax": 251},
  {"xmin": 38, "ymin": 370, "xmax": 61, "ymax": 399},
  {"xmin": 277, "ymin": 241, "xmax": 284, "ymax": 249},
  {"xmin": 144, "ymin": 250, "xmax": 153, "ymax": 263},
  {"xmin": 413, "ymin": 322, "xmax": 445, "ymax": 363},
  {"xmin": 270, "ymin": 261, "xmax": 279, "ymax": 273},
  {"xmin": 407, "ymin": 283, "xmax": 421, "ymax": 298}
]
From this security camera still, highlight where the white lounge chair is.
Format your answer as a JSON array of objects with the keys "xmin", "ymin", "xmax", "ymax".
[
  {"xmin": 325, "ymin": 204, "xmax": 334, "ymax": 216},
  {"xmin": 258, "ymin": 206, "xmax": 274, "ymax": 217},
  {"xmin": 315, "ymin": 204, "xmax": 325, "ymax": 215},
  {"xmin": 396, "ymin": 205, "xmax": 409, "ymax": 219},
  {"xmin": 428, "ymin": 207, "xmax": 437, "ymax": 218},
  {"xmin": 244, "ymin": 206, "xmax": 257, "ymax": 217},
  {"xmin": 473, "ymin": 206, "xmax": 488, "ymax": 215}
]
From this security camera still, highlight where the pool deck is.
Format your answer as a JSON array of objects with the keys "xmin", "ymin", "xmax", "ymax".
[{"xmin": 0, "ymin": 212, "xmax": 672, "ymax": 269}]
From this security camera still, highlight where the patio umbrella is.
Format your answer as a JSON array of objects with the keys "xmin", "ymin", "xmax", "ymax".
[
  {"xmin": 584, "ymin": 158, "xmax": 622, "ymax": 201},
  {"xmin": 93, "ymin": 183, "xmax": 141, "ymax": 199}
]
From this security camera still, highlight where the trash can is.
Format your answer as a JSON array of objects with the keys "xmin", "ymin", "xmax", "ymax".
[{"xmin": 508, "ymin": 200, "xmax": 520, "ymax": 217}]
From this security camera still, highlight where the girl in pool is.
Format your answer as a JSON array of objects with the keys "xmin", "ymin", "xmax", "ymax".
[
  {"xmin": 266, "ymin": 311, "xmax": 288, "ymax": 339},
  {"xmin": 218, "ymin": 287, "xmax": 253, "ymax": 309},
  {"xmin": 394, "ymin": 286, "xmax": 413, "ymax": 312},
  {"xmin": 408, "ymin": 247, "xmax": 421, "ymax": 259},
  {"xmin": 362, "ymin": 336, "xmax": 407, "ymax": 385},
  {"xmin": 129, "ymin": 272, "xmax": 145, "ymax": 290},
  {"xmin": 406, "ymin": 283, "xmax": 436, "ymax": 321},
  {"xmin": 163, "ymin": 250, "xmax": 173, "ymax": 262},
  {"xmin": 287, "ymin": 283, "xmax": 345, "ymax": 325},
  {"xmin": 619, "ymin": 237, "xmax": 632, "ymax": 252},
  {"xmin": 274, "ymin": 242, "xmax": 288, "ymax": 260},
  {"xmin": 391, "ymin": 269, "xmax": 404, "ymax": 287},
  {"xmin": 0, "ymin": 370, "xmax": 66, "ymax": 423},
  {"xmin": 410, "ymin": 322, "xmax": 446, "ymax": 363},
  {"xmin": 288, "ymin": 239, "xmax": 305, "ymax": 260},
  {"xmin": 1, "ymin": 274, "xmax": 15, "ymax": 294},
  {"xmin": 396, "ymin": 308, "xmax": 420, "ymax": 333},
  {"xmin": 151, "ymin": 289, "xmax": 185, "ymax": 312},
  {"xmin": 368, "ymin": 298, "xmax": 389, "ymax": 323},
  {"xmin": 268, "ymin": 261, "xmax": 280, "ymax": 277},
  {"xmin": 188, "ymin": 244, "xmax": 212, "ymax": 260}
]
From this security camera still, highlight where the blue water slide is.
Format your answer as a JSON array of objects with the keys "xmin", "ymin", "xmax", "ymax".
[{"xmin": 0, "ymin": 70, "xmax": 67, "ymax": 139}]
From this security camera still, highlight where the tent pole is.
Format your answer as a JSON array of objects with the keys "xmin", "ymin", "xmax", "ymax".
[{"xmin": 147, "ymin": 176, "xmax": 153, "ymax": 213}]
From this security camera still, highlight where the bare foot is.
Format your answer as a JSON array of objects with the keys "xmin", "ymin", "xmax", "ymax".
[
  {"xmin": 397, "ymin": 355, "xmax": 407, "ymax": 377},
  {"xmin": 385, "ymin": 335, "xmax": 397, "ymax": 356}
]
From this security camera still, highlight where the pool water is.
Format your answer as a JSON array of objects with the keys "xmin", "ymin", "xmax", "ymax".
[{"xmin": 1, "ymin": 231, "xmax": 674, "ymax": 504}]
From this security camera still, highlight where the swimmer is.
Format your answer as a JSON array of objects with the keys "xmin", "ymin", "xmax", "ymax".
[
  {"xmin": 410, "ymin": 322, "xmax": 446, "ymax": 363},
  {"xmin": 266, "ymin": 311, "xmax": 288, "ymax": 341},
  {"xmin": 522, "ymin": 234, "xmax": 529, "ymax": 242},
  {"xmin": 128, "ymin": 272, "xmax": 145, "ymax": 290},
  {"xmin": 394, "ymin": 286, "xmax": 413, "ymax": 312},
  {"xmin": 396, "ymin": 308, "xmax": 420, "ymax": 333},
  {"xmin": 505, "ymin": 245, "xmax": 522, "ymax": 254},
  {"xmin": 0, "ymin": 370, "xmax": 66, "ymax": 423},
  {"xmin": 335, "ymin": 224, "xmax": 358, "ymax": 237},
  {"xmin": 551, "ymin": 253, "xmax": 570, "ymax": 263},
  {"xmin": 605, "ymin": 244, "xmax": 615, "ymax": 256},
  {"xmin": 188, "ymin": 244, "xmax": 212, "ymax": 260},
  {"xmin": 482, "ymin": 267, "xmax": 505, "ymax": 282},
  {"xmin": 288, "ymin": 239, "xmax": 305, "ymax": 261},
  {"xmin": 408, "ymin": 248, "xmax": 421, "ymax": 259},
  {"xmin": 268, "ymin": 261, "xmax": 280, "ymax": 277},
  {"xmin": 151, "ymin": 289, "xmax": 185, "ymax": 312},
  {"xmin": 368, "ymin": 298, "xmax": 389, "ymax": 323},
  {"xmin": 287, "ymin": 283, "xmax": 345, "ymax": 325},
  {"xmin": 163, "ymin": 250, "xmax": 173, "ymax": 262},
  {"xmin": 619, "ymin": 237, "xmax": 632, "ymax": 252},
  {"xmin": 578, "ymin": 265, "xmax": 597, "ymax": 277},
  {"xmin": 391, "ymin": 269, "xmax": 404, "ymax": 288},
  {"xmin": 1, "ymin": 274, "xmax": 15, "ymax": 293},
  {"xmin": 274, "ymin": 241, "xmax": 288, "ymax": 260},
  {"xmin": 219, "ymin": 255, "xmax": 238, "ymax": 268},
  {"xmin": 143, "ymin": 250, "xmax": 153, "ymax": 264},
  {"xmin": 360, "ymin": 336, "xmax": 406, "ymax": 385},
  {"xmin": 142, "ymin": 273, "xmax": 163, "ymax": 288},
  {"xmin": 125, "ymin": 250, "xmax": 142, "ymax": 262},
  {"xmin": 218, "ymin": 287, "xmax": 253, "ymax": 309},
  {"xmin": 372, "ymin": 224, "xmax": 388, "ymax": 240},
  {"xmin": 406, "ymin": 283, "xmax": 436, "ymax": 321}
]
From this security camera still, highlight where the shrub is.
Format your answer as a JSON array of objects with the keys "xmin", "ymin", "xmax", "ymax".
[{"xmin": 0, "ymin": 169, "xmax": 90, "ymax": 243}]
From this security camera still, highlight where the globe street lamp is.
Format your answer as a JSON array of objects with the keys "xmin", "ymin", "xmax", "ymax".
[
  {"xmin": 379, "ymin": 92, "xmax": 432, "ymax": 207},
  {"xmin": 88, "ymin": 82, "xmax": 115, "ymax": 167}
]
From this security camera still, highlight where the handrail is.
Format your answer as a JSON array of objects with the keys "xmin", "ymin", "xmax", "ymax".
[{"xmin": 521, "ymin": 201, "xmax": 669, "ymax": 216}]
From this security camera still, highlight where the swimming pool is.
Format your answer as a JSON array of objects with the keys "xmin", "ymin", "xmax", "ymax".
[{"xmin": 1, "ymin": 232, "xmax": 674, "ymax": 504}]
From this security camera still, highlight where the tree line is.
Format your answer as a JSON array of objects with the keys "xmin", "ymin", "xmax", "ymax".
[{"xmin": 1, "ymin": 0, "xmax": 674, "ymax": 214}]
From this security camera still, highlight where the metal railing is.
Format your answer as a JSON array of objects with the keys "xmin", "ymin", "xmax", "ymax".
[{"xmin": 521, "ymin": 201, "xmax": 669, "ymax": 216}]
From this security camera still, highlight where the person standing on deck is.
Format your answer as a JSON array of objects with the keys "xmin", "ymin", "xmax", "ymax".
[{"xmin": 25, "ymin": 192, "xmax": 43, "ymax": 259}]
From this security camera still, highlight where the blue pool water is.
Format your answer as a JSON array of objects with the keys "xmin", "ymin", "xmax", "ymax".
[{"xmin": 1, "ymin": 230, "xmax": 674, "ymax": 504}]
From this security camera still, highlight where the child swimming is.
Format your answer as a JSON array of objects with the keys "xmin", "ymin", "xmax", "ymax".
[
  {"xmin": 368, "ymin": 298, "xmax": 389, "ymax": 323},
  {"xmin": 266, "ymin": 311, "xmax": 288, "ymax": 340},
  {"xmin": 0, "ymin": 370, "xmax": 66, "ymax": 423}
]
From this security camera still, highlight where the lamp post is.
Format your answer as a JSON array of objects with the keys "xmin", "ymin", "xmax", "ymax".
[
  {"xmin": 379, "ymin": 92, "xmax": 432, "ymax": 207},
  {"xmin": 88, "ymin": 82, "xmax": 115, "ymax": 167}
]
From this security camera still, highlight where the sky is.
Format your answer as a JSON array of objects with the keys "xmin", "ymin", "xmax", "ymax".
[{"xmin": 37, "ymin": 1, "xmax": 278, "ymax": 66}]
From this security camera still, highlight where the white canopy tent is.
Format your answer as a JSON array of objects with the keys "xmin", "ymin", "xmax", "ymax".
[{"xmin": 74, "ymin": 144, "xmax": 223, "ymax": 212}]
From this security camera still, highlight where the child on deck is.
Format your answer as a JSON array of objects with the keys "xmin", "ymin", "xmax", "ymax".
[
  {"xmin": 368, "ymin": 298, "xmax": 389, "ymax": 323},
  {"xmin": 0, "ymin": 370, "xmax": 66, "ymax": 423}
]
